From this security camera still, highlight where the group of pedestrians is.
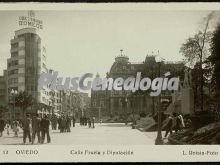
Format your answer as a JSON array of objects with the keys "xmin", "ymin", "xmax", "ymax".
[
  {"xmin": 0, "ymin": 114, "xmax": 51, "ymax": 144},
  {"xmin": 58, "ymin": 115, "xmax": 72, "ymax": 133},
  {"xmin": 0, "ymin": 118, "xmax": 5, "ymax": 137},
  {"xmin": 80, "ymin": 117, "xmax": 95, "ymax": 128},
  {"xmin": 163, "ymin": 112, "xmax": 186, "ymax": 138},
  {"xmin": 0, "ymin": 119, "xmax": 21, "ymax": 137},
  {"xmin": 22, "ymin": 114, "xmax": 51, "ymax": 144},
  {"xmin": 51, "ymin": 115, "xmax": 58, "ymax": 130}
]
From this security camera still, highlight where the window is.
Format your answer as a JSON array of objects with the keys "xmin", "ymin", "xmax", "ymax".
[
  {"xmin": 100, "ymin": 101, "xmax": 104, "ymax": 107},
  {"xmin": 8, "ymin": 78, "xmax": 18, "ymax": 85},
  {"xmin": 11, "ymin": 52, "xmax": 18, "ymax": 58},
  {"xmin": 43, "ymin": 46, "xmax": 46, "ymax": 53},
  {"xmin": 42, "ymin": 55, "xmax": 46, "ymax": 61},
  {"xmin": 42, "ymin": 97, "xmax": 46, "ymax": 102},
  {"xmin": 8, "ymin": 60, "xmax": 18, "ymax": 67},
  {"xmin": 42, "ymin": 63, "xmax": 46, "ymax": 68},
  {"xmin": 8, "ymin": 69, "xmax": 18, "ymax": 76},
  {"xmin": 93, "ymin": 101, "xmax": 96, "ymax": 107},
  {"xmin": 11, "ymin": 43, "xmax": 18, "ymax": 49}
]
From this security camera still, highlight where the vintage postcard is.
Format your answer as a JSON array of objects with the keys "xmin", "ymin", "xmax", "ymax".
[{"xmin": 0, "ymin": 2, "xmax": 220, "ymax": 163}]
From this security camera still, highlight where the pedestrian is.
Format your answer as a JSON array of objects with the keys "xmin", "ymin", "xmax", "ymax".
[
  {"xmin": 92, "ymin": 117, "xmax": 95, "ymax": 128},
  {"xmin": 178, "ymin": 114, "xmax": 185, "ymax": 130},
  {"xmin": 72, "ymin": 116, "xmax": 75, "ymax": 127},
  {"xmin": 32, "ymin": 114, "xmax": 41, "ymax": 144},
  {"xmin": 62, "ymin": 116, "xmax": 67, "ymax": 132},
  {"xmin": 164, "ymin": 114, "xmax": 173, "ymax": 138},
  {"xmin": 173, "ymin": 113, "xmax": 181, "ymax": 133},
  {"xmin": 0, "ymin": 118, "xmax": 5, "ymax": 137},
  {"xmin": 6, "ymin": 122, "xmax": 10, "ymax": 135},
  {"xmin": 185, "ymin": 117, "xmax": 192, "ymax": 128},
  {"xmin": 54, "ymin": 116, "xmax": 58, "ymax": 130},
  {"xmin": 40, "ymin": 115, "xmax": 51, "ymax": 144},
  {"xmin": 51, "ymin": 114, "xmax": 58, "ymax": 130},
  {"xmin": 60, "ymin": 116, "xmax": 65, "ymax": 133},
  {"xmin": 81, "ymin": 117, "xmax": 84, "ymax": 126},
  {"xmin": 66, "ymin": 116, "xmax": 71, "ymax": 132},
  {"xmin": 58, "ymin": 116, "xmax": 61, "ymax": 131},
  {"xmin": 79, "ymin": 117, "xmax": 82, "ymax": 125},
  {"xmin": 13, "ymin": 120, "xmax": 19, "ymax": 137},
  {"xmin": 88, "ymin": 118, "xmax": 91, "ymax": 128},
  {"xmin": 23, "ymin": 114, "xmax": 32, "ymax": 144},
  {"xmin": 85, "ymin": 117, "xmax": 88, "ymax": 126}
]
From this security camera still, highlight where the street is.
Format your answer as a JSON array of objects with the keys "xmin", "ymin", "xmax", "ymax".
[{"xmin": 0, "ymin": 123, "xmax": 157, "ymax": 145}]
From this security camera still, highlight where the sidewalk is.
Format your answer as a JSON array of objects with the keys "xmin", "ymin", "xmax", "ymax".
[{"xmin": 0, "ymin": 123, "xmax": 157, "ymax": 145}]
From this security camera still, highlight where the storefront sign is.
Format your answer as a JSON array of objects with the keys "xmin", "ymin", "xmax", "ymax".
[{"xmin": 18, "ymin": 11, "xmax": 43, "ymax": 29}]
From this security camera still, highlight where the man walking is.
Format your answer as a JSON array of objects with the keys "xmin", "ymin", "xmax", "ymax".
[
  {"xmin": 92, "ymin": 117, "xmax": 95, "ymax": 128},
  {"xmin": 51, "ymin": 114, "xmax": 58, "ymax": 130},
  {"xmin": 40, "ymin": 115, "xmax": 51, "ymax": 144},
  {"xmin": 66, "ymin": 116, "xmax": 71, "ymax": 132},
  {"xmin": 0, "ymin": 118, "xmax": 5, "ymax": 137},
  {"xmin": 88, "ymin": 118, "xmax": 91, "ymax": 128},
  {"xmin": 164, "ymin": 114, "xmax": 173, "ymax": 138},
  {"xmin": 72, "ymin": 116, "xmax": 75, "ymax": 127},
  {"xmin": 23, "ymin": 114, "xmax": 32, "ymax": 144},
  {"xmin": 32, "ymin": 114, "xmax": 41, "ymax": 144}
]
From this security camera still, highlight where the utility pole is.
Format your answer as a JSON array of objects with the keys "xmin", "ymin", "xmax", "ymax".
[{"xmin": 155, "ymin": 60, "xmax": 163, "ymax": 145}]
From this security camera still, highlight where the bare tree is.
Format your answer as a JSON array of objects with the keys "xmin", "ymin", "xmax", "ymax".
[{"xmin": 180, "ymin": 12, "xmax": 214, "ymax": 111}]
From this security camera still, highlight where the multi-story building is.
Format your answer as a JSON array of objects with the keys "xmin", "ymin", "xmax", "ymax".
[
  {"xmin": 91, "ymin": 52, "xmax": 185, "ymax": 118},
  {"xmin": 0, "ymin": 70, "xmax": 7, "ymax": 105},
  {"xmin": 48, "ymin": 69, "xmax": 62, "ymax": 115},
  {"xmin": 6, "ymin": 27, "xmax": 53, "ymax": 120},
  {"xmin": 61, "ymin": 90, "xmax": 91, "ymax": 118}
]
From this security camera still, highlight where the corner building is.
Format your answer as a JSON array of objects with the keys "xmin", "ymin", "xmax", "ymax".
[{"xmin": 7, "ymin": 28, "xmax": 52, "ymax": 120}]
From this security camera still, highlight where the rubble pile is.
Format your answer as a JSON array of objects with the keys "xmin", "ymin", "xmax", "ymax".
[{"xmin": 168, "ymin": 122, "xmax": 220, "ymax": 144}]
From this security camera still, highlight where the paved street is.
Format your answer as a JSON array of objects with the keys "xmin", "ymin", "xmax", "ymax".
[{"xmin": 0, "ymin": 123, "xmax": 157, "ymax": 145}]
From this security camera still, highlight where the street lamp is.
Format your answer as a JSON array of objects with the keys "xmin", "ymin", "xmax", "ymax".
[
  {"xmin": 10, "ymin": 89, "xmax": 18, "ymax": 122},
  {"xmin": 155, "ymin": 57, "xmax": 164, "ymax": 145},
  {"xmin": 124, "ymin": 96, "xmax": 128, "ymax": 125},
  {"xmin": 98, "ymin": 106, "xmax": 101, "ymax": 122}
]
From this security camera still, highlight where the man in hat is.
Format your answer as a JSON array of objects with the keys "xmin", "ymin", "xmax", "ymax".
[
  {"xmin": 0, "ymin": 118, "xmax": 5, "ymax": 137},
  {"xmin": 32, "ymin": 113, "xmax": 41, "ymax": 144},
  {"xmin": 40, "ymin": 115, "xmax": 51, "ymax": 144},
  {"xmin": 23, "ymin": 114, "xmax": 32, "ymax": 144}
]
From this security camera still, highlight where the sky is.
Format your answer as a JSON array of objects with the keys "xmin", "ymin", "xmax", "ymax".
[{"xmin": 0, "ymin": 9, "xmax": 219, "ymax": 79}]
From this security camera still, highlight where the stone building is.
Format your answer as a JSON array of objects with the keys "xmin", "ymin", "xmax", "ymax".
[
  {"xmin": 60, "ymin": 90, "xmax": 91, "ymax": 118},
  {"xmin": 91, "ymin": 51, "xmax": 185, "ymax": 118}
]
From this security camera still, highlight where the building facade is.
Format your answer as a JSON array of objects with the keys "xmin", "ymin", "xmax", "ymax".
[
  {"xmin": 91, "ymin": 52, "xmax": 185, "ymax": 118},
  {"xmin": 58, "ymin": 90, "xmax": 91, "ymax": 118},
  {"xmin": 5, "ymin": 27, "xmax": 53, "ymax": 120},
  {"xmin": 0, "ymin": 70, "xmax": 7, "ymax": 106}
]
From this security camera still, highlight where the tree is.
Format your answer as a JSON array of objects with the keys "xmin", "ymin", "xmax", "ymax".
[
  {"xmin": 15, "ymin": 91, "xmax": 33, "ymax": 118},
  {"xmin": 210, "ymin": 23, "xmax": 220, "ymax": 95},
  {"xmin": 0, "ymin": 105, "xmax": 9, "ymax": 118},
  {"xmin": 180, "ymin": 12, "xmax": 214, "ymax": 111}
]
